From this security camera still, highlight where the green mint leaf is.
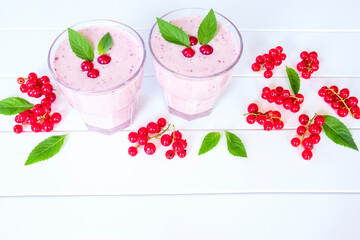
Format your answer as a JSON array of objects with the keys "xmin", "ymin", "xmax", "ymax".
[
  {"xmin": 224, "ymin": 131, "xmax": 247, "ymax": 157},
  {"xmin": 0, "ymin": 97, "xmax": 33, "ymax": 115},
  {"xmin": 156, "ymin": 17, "xmax": 190, "ymax": 47},
  {"xmin": 25, "ymin": 135, "xmax": 67, "ymax": 166},
  {"xmin": 68, "ymin": 28, "xmax": 94, "ymax": 61},
  {"xmin": 322, "ymin": 115, "xmax": 358, "ymax": 151},
  {"xmin": 98, "ymin": 32, "xmax": 113, "ymax": 55},
  {"xmin": 286, "ymin": 66, "xmax": 301, "ymax": 94},
  {"xmin": 198, "ymin": 132, "xmax": 221, "ymax": 155},
  {"xmin": 197, "ymin": 9, "xmax": 217, "ymax": 45}
]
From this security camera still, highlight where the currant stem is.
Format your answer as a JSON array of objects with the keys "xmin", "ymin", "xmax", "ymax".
[
  {"xmin": 150, "ymin": 123, "xmax": 171, "ymax": 140},
  {"xmin": 328, "ymin": 88, "xmax": 354, "ymax": 118},
  {"xmin": 301, "ymin": 114, "xmax": 316, "ymax": 145}
]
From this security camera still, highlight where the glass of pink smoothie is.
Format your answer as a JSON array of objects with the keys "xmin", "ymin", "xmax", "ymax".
[
  {"xmin": 149, "ymin": 9, "xmax": 243, "ymax": 120},
  {"xmin": 48, "ymin": 20, "xmax": 145, "ymax": 134}
]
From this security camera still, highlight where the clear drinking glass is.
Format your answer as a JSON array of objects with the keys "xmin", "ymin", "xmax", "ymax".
[
  {"xmin": 48, "ymin": 20, "xmax": 146, "ymax": 134},
  {"xmin": 149, "ymin": 9, "xmax": 243, "ymax": 120}
]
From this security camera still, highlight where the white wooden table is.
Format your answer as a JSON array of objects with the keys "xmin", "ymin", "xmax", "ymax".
[{"xmin": 1, "ymin": 0, "xmax": 360, "ymax": 239}]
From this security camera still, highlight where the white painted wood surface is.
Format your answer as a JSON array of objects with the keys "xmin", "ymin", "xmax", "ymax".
[{"xmin": 1, "ymin": 0, "xmax": 360, "ymax": 239}]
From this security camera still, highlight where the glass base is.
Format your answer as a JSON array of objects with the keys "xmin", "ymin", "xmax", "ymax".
[
  {"xmin": 168, "ymin": 107, "xmax": 211, "ymax": 121},
  {"xmin": 86, "ymin": 119, "xmax": 131, "ymax": 135}
]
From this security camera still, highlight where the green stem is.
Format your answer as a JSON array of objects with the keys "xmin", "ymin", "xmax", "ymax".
[
  {"xmin": 328, "ymin": 88, "xmax": 354, "ymax": 118},
  {"xmin": 301, "ymin": 114, "xmax": 316, "ymax": 144}
]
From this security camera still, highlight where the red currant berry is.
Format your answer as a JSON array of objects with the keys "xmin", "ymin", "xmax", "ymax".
[
  {"xmin": 283, "ymin": 99, "xmax": 293, "ymax": 110},
  {"xmin": 81, "ymin": 61, "xmax": 94, "ymax": 71},
  {"xmin": 177, "ymin": 149, "xmax": 187, "ymax": 158},
  {"xmin": 346, "ymin": 97, "xmax": 358, "ymax": 107},
  {"xmin": 297, "ymin": 126, "xmax": 306, "ymax": 135},
  {"xmin": 263, "ymin": 121, "xmax": 273, "ymax": 131},
  {"xmin": 310, "ymin": 63, "xmax": 319, "ymax": 71},
  {"xmin": 291, "ymin": 137, "xmax": 301, "ymax": 147},
  {"xmin": 20, "ymin": 84, "xmax": 28, "ymax": 93},
  {"xmin": 165, "ymin": 150, "xmax": 175, "ymax": 160},
  {"xmin": 97, "ymin": 55, "xmax": 112, "ymax": 64},
  {"xmin": 128, "ymin": 146, "xmax": 138, "ymax": 156},
  {"xmin": 264, "ymin": 62, "xmax": 274, "ymax": 70},
  {"xmin": 351, "ymin": 106, "xmax": 360, "ymax": 114},
  {"xmin": 339, "ymin": 88, "xmax": 350, "ymax": 99},
  {"xmin": 146, "ymin": 122, "xmax": 159, "ymax": 134},
  {"xmin": 17, "ymin": 77, "xmax": 25, "ymax": 84},
  {"xmin": 275, "ymin": 96, "xmax": 283, "ymax": 105},
  {"xmin": 310, "ymin": 134, "xmax": 321, "ymax": 144},
  {"xmin": 199, "ymin": 44, "xmax": 213, "ymax": 55},
  {"xmin": 314, "ymin": 115, "xmax": 325, "ymax": 126},
  {"xmin": 273, "ymin": 119, "xmax": 284, "ymax": 130},
  {"xmin": 180, "ymin": 139, "xmax": 187, "ymax": 148},
  {"xmin": 13, "ymin": 124, "xmax": 23, "ymax": 134},
  {"xmin": 298, "ymin": 114, "xmax": 309, "ymax": 125},
  {"xmin": 295, "ymin": 94, "xmax": 304, "ymax": 104},
  {"xmin": 41, "ymin": 98, "xmax": 52, "ymax": 108},
  {"xmin": 15, "ymin": 114, "xmax": 23, "ymax": 123},
  {"xmin": 269, "ymin": 48, "xmax": 279, "ymax": 57},
  {"xmin": 51, "ymin": 112, "xmax": 62, "ymax": 123},
  {"xmin": 160, "ymin": 134, "xmax": 172, "ymax": 147},
  {"xmin": 272, "ymin": 56, "xmax": 282, "ymax": 66},
  {"xmin": 172, "ymin": 140, "xmax": 184, "ymax": 152},
  {"xmin": 301, "ymin": 71, "xmax": 311, "ymax": 79},
  {"xmin": 337, "ymin": 108, "xmax": 349, "ymax": 117},
  {"xmin": 324, "ymin": 94, "xmax": 334, "ymax": 103},
  {"xmin": 354, "ymin": 112, "xmax": 360, "ymax": 119},
  {"xmin": 318, "ymin": 87, "xmax": 327, "ymax": 97},
  {"xmin": 182, "ymin": 47, "xmax": 195, "ymax": 58},
  {"xmin": 256, "ymin": 55, "xmax": 264, "ymax": 64},
  {"xmin": 171, "ymin": 130, "xmax": 182, "ymax": 140},
  {"xmin": 42, "ymin": 121, "xmax": 54, "ymax": 132},
  {"xmin": 246, "ymin": 114, "xmax": 256, "ymax": 124},
  {"xmin": 251, "ymin": 63, "xmax": 261, "ymax": 72},
  {"xmin": 302, "ymin": 149, "xmax": 313, "ymax": 160},
  {"xmin": 87, "ymin": 69, "xmax": 100, "ymax": 78},
  {"xmin": 262, "ymin": 87, "xmax": 270, "ymax": 94},
  {"xmin": 28, "ymin": 72, "xmax": 37, "ymax": 80},
  {"xmin": 302, "ymin": 137, "xmax": 314, "ymax": 150},
  {"xmin": 189, "ymin": 36, "xmax": 198, "ymax": 46},
  {"xmin": 247, "ymin": 103, "xmax": 258, "ymax": 113},
  {"xmin": 275, "ymin": 46, "xmax": 283, "ymax": 53},
  {"xmin": 263, "ymin": 54, "xmax": 272, "ymax": 63},
  {"xmin": 290, "ymin": 104, "xmax": 300, "ymax": 113},
  {"xmin": 300, "ymin": 51, "xmax": 308, "ymax": 60},
  {"xmin": 256, "ymin": 115, "xmax": 266, "ymax": 125},
  {"xmin": 144, "ymin": 143, "xmax": 156, "ymax": 155},
  {"xmin": 264, "ymin": 70, "xmax": 273, "ymax": 79},
  {"xmin": 296, "ymin": 62, "xmax": 306, "ymax": 72},
  {"xmin": 40, "ymin": 76, "xmax": 50, "ymax": 84},
  {"xmin": 281, "ymin": 90, "xmax": 291, "ymax": 99},
  {"xmin": 308, "ymin": 54, "xmax": 318, "ymax": 63},
  {"xmin": 138, "ymin": 127, "xmax": 148, "ymax": 136},
  {"xmin": 329, "ymin": 85, "xmax": 339, "ymax": 93},
  {"xmin": 128, "ymin": 132, "xmax": 139, "ymax": 143},
  {"xmin": 157, "ymin": 118, "xmax": 167, "ymax": 128},
  {"xmin": 26, "ymin": 114, "xmax": 37, "ymax": 125},
  {"xmin": 31, "ymin": 122, "xmax": 42, "ymax": 132},
  {"xmin": 308, "ymin": 124, "xmax": 321, "ymax": 134},
  {"xmin": 26, "ymin": 79, "xmax": 37, "ymax": 89},
  {"xmin": 33, "ymin": 88, "xmax": 43, "ymax": 98},
  {"xmin": 138, "ymin": 134, "xmax": 148, "ymax": 145},
  {"xmin": 33, "ymin": 104, "xmax": 45, "ymax": 116}
]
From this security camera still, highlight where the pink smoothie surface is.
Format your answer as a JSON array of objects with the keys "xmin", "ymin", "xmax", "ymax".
[
  {"xmin": 151, "ymin": 16, "xmax": 239, "ymax": 77},
  {"xmin": 53, "ymin": 25, "xmax": 143, "ymax": 92}
]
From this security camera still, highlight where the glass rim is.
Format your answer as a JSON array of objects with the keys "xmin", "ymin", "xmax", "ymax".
[
  {"xmin": 48, "ymin": 19, "xmax": 146, "ymax": 94},
  {"xmin": 149, "ymin": 8, "xmax": 243, "ymax": 79}
]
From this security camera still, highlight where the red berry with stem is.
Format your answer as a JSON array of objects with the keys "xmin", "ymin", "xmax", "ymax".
[
  {"xmin": 165, "ymin": 150, "xmax": 175, "ymax": 160},
  {"xmin": 273, "ymin": 119, "xmax": 284, "ymax": 130},
  {"xmin": 160, "ymin": 134, "xmax": 172, "ymax": 147},
  {"xmin": 337, "ymin": 108, "xmax": 349, "ymax": 117},
  {"xmin": 157, "ymin": 118, "xmax": 167, "ymax": 128},
  {"xmin": 302, "ymin": 149, "xmax": 313, "ymax": 160},
  {"xmin": 354, "ymin": 112, "xmax": 360, "ymax": 119},
  {"xmin": 180, "ymin": 139, "xmax": 187, "ymax": 148},
  {"xmin": 33, "ymin": 88, "xmax": 43, "ymax": 98},
  {"xmin": 42, "ymin": 121, "xmax": 54, "ymax": 132},
  {"xmin": 302, "ymin": 71, "xmax": 311, "ymax": 79},
  {"xmin": 263, "ymin": 54, "xmax": 272, "ymax": 63},
  {"xmin": 300, "ymin": 51, "xmax": 308, "ymax": 60},
  {"xmin": 318, "ymin": 87, "xmax": 327, "ymax": 97},
  {"xmin": 138, "ymin": 127, "xmax": 148, "ymax": 136},
  {"xmin": 275, "ymin": 46, "xmax": 283, "ymax": 53},
  {"xmin": 281, "ymin": 90, "xmax": 291, "ymax": 99},
  {"xmin": 290, "ymin": 104, "xmax": 300, "ymax": 113},
  {"xmin": 310, "ymin": 63, "xmax": 319, "ymax": 71},
  {"xmin": 81, "ymin": 61, "xmax": 94, "ymax": 71},
  {"xmin": 256, "ymin": 115, "xmax": 266, "ymax": 125},
  {"xmin": 269, "ymin": 48, "xmax": 279, "ymax": 57},
  {"xmin": 302, "ymin": 137, "xmax": 314, "ymax": 150},
  {"xmin": 26, "ymin": 114, "xmax": 37, "ymax": 125},
  {"xmin": 330, "ymin": 85, "xmax": 339, "ymax": 93},
  {"xmin": 339, "ymin": 88, "xmax": 350, "ymax": 99},
  {"xmin": 17, "ymin": 77, "xmax": 25, "ymax": 84},
  {"xmin": 199, "ymin": 44, "xmax": 213, "ymax": 55},
  {"xmin": 263, "ymin": 121, "xmax": 273, "ymax": 131},
  {"xmin": 28, "ymin": 72, "xmax": 37, "ymax": 80},
  {"xmin": 20, "ymin": 84, "xmax": 28, "ymax": 93},
  {"xmin": 297, "ymin": 126, "xmax": 306, "ymax": 135},
  {"xmin": 172, "ymin": 140, "xmax": 184, "ymax": 152},
  {"xmin": 13, "ymin": 124, "xmax": 23, "ymax": 134},
  {"xmin": 147, "ymin": 122, "xmax": 159, "ymax": 134},
  {"xmin": 291, "ymin": 137, "xmax": 301, "ymax": 147},
  {"xmin": 177, "ymin": 150, "xmax": 187, "ymax": 158},
  {"xmin": 310, "ymin": 134, "xmax": 321, "ymax": 144},
  {"xmin": 295, "ymin": 94, "xmax": 304, "ymax": 104},
  {"xmin": 256, "ymin": 55, "xmax": 264, "ymax": 64},
  {"xmin": 33, "ymin": 104, "xmax": 45, "ymax": 116},
  {"xmin": 128, "ymin": 132, "xmax": 139, "ymax": 143},
  {"xmin": 264, "ymin": 62, "xmax": 274, "ymax": 70},
  {"xmin": 40, "ymin": 76, "xmax": 50, "ymax": 84},
  {"xmin": 264, "ymin": 70, "xmax": 273, "ymax": 78},
  {"xmin": 97, "ymin": 54, "xmax": 111, "ymax": 64},
  {"xmin": 299, "ymin": 114, "xmax": 309, "ymax": 125},
  {"xmin": 247, "ymin": 103, "xmax": 258, "ymax": 113},
  {"xmin": 283, "ymin": 99, "xmax": 293, "ymax": 110},
  {"xmin": 51, "ymin": 112, "xmax": 62, "ymax": 123},
  {"xmin": 171, "ymin": 131, "xmax": 182, "ymax": 140},
  {"xmin": 26, "ymin": 79, "xmax": 37, "ymax": 89},
  {"xmin": 308, "ymin": 124, "xmax": 321, "ymax": 134},
  {"xmin": 46, "ymin": 93, "xmax": 57, "ymax": 103},
  {"xmin": 297, "ymin": 62, "xmax": 306, "ymax": 71},
  {"xmin": 138, "ymin": 134, "xmax": 148, "ymax": 145},
  {"xmin": 280, "ymin": 53, "xmax": 286, "ymax": 60},
  {"xmin": 31, "ymin": 123, "xmax": 42, "ymax": 133},
  {"xmin": 251, "ymin": 63, "xmax": 261, "ymax": 72},
  {"xmin": 346, "ymin": 97, "xmax": 358, "ymax": 107},
  {"xmin": 41, "ymin": 98, "xmax": 52, "ymax": 108},
  {"xmin": 314, "ymin": 115, "xmax": 325, "ymax": 126},
  {"xmin": 246, "ymin": 114, "xmax": 256, "ymax": 124},
  {"xmin": 87, "ymin": 69, "xmax": 100, "ymax": 78},
  {"xmin": 144, "ymin": 143, "xmax": 156, "ymax": 155},
  {"xmin": 272, "ymin": 56, "xmax": 282, "ymax": 66},
  {"xmin": 189, "ymin": 36, "xmax": 198, "ymax": 46},
  {"xmin": 128, "ymin": 146, "xmax": 138, "ymax": 157},
  {"xmin": 351, "ymin": 106, "xmax": 360, "ymax": 114}
]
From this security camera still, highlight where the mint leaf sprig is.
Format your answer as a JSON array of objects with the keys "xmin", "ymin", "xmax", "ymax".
[
  {"xmin": 199, "ymin": 131, "xmax": 247, "ymax": 157},
  {"xmin": 197, "ymin": 9, "xmax": 217, "ymax": 45},
  {"xmin": 68, "ymin": 28, "xmax": 94, "ymax": 62},
  {"xmin": 98, "ymin": 32, "xmax": 113, "ymax": 55},
  {"xmin": 0, "ymin": 97, "xmax": 34, "ymax": 115}
]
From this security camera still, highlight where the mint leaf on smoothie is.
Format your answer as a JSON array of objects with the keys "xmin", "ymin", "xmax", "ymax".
[
  {"xmin": 0, "ymin": 97, "xmax": 34, "ymax": 115},
  {"xmin": 197, "ymin": 9, "xmax": 217, "ymax": 45},
  {"xmin": 25, "ymin": 135, "xmax": 67, "ymax": 166},
  {"xmin": 98, "ymin": 32, "xmax": 113, "ymax": 55},
  {"xmin": 68, "ymin": 28, "xmax": 94, "ymax": 62},
  {"xmin": 156, "ymin": 17, "xmax": 190, "ymax": 47}
]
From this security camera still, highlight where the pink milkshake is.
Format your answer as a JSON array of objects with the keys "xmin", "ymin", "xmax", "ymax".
[
  {"xmin": 150, "ymin": 9, "xmax": 243, "ymax": 120},
  {"xmin": 48, "ymin": 20, "xmax": 145, "ymax": 134}
]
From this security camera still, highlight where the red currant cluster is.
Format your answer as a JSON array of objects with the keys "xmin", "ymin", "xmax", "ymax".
[
  {"xmin": 251, "ymin": 46, "xmax": 286, "ymax": 79},
  {"xmin": 318, "ymin": 86, "xmax": 360, "ymax": 119},
  {"xmin": 291, "ymin": 114, "xmax": 324, "ymax": 160},
  {"xmin": 296, "ymin": 51, "xmax": 319, "ymax": 79},
  {"xmin": 14, "ymin": 72, "xmax": 62, "ymax": 134},
  {"xmin": 245, "ymin": 103, "xmax": 284, "ymax": 130},
  {"xmin": 261, "ymin": 87, "xmax": 304, "ymax": 113},
  {"xmin": 80, "ymin": 54, "xmax": 111, "ymax": 79},
  {"xmin": 182, "ymin": 36, "xmax": 213, "ymax": 58},
  {"xmin": 128, "ymin": 118, "xmax": 187, "ymax": 159}
]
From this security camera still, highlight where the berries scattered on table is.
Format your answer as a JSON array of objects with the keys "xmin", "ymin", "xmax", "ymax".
[
  {"xmin": 261, "ymin": 87, "xmax": 304, "ymax": 113},
  {"xmin": 13, "ymin": 73, "xmax": 62, "ymax": 134},
  {"xmin": 245, "ymin": 103, "xmax": 284, "ymax": 130},
  {"xmin": 318, "ymin": 86, "xmax": 360, "ymax": 119},
  {"xmin": 251, "ymin": 46, "xmax": 286, "ymax": 78},
  {"xmin": 291, "ymin": 114, "xmax": 325, "ymax": 160},
  {"xmin": 127, "ymin": 118, "xmax": 187, "ymax": 159},
  {"xmin": 297, "ymin": 51, "xmax": 319, "ymax": 79}
]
